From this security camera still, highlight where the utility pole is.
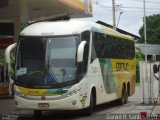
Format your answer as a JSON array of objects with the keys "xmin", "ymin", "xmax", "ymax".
[
  {"xmin": 143, "ymin": 0, "xmax": 150, "ymax": 105},
  {"xmin": 143, "ymin": 0, "xmax": 147, "ymax": 61},
  {"xmin": 117, "ymin": 11, "xmax": 123, "ymax": 28},
  {"xmin": 112, "ymin": 0, "xmax": 116, "ymax": 30}
]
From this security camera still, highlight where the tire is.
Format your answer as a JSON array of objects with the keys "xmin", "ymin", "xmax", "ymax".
[
  {"xmin": 119, "ymin": 86, "xmax": 128, "ymax": 105},
  {"xmin": 34, "ymin": 110, "xmax": 42, "ymax": 119},
  {"xmin": 124, "ymin": 89, "xmax": 128, "ymax": 104},
  {"xmin": 84, "ymin": 92, "xmax": 94, "ymax": 115}
]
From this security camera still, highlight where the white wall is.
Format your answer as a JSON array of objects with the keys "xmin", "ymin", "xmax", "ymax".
[{"xmin": 139, "ymin": 61, "xmax": 160, "ymax": 104}]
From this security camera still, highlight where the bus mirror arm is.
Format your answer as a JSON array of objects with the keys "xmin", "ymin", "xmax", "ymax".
[
  {"xmin": 153, "ymin": 64, "xmax": 159, "ymax": 74},
  {"xmin": 153, "ymin": 64, "xmax": 160, "ymax": 81},
  {"xmin": 77, "ymin": 41, "xmax": 87, "ymax": 62}
]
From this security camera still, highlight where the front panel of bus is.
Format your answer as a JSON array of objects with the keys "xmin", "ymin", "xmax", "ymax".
[{"xmin": 14, "ymin": 35, "xmax": 88, "ymax": 110}]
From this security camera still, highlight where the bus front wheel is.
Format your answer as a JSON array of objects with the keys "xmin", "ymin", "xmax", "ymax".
[{"xmin": 84, "ymin": 92, "xmax": 94, "ymax": 115}]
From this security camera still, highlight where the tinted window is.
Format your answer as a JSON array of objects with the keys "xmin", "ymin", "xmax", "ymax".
[
  {"xmin": 48, "ymin": 36, "xmax": 78, "ymax": 83},
  {"xmin": 18, "ymin": 37, "xmax": 46, "ymax": 69},
  {"xmin": 81, "ymin": 31, "xmax": 90, "ymax": 74},
  {"xmin": 93, "ymin": 32, "xmax": 135, "ymax": 59}
]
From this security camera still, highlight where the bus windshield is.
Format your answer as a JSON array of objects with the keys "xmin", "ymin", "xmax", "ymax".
[{"xmin": 15, "ymin": 36, "xmax": 79, "ymax": 88}]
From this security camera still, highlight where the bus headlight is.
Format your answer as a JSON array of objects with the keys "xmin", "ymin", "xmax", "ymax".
[
  {"xmin": 65, "ymin": 87, "xmax": 81, "ymax": 96},
  {"xmin": 14, "ymin": 90, "xmax": 25, "ymax": 97}
]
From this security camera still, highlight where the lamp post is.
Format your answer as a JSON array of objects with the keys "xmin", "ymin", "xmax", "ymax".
[
  {"xmin": 117, "ymin": 11, "xmax": 123, "ymax": 28},
  {"xmin": 143, "ymin": 0, "xmax": 149, "ymax": 104},
  {"xmin": 112, "ymin": 0, "xmax": 116, "ymax": 30},
  {"xmin": 143, "ymin": 0, "xmax": 147, "ymax": 61}
]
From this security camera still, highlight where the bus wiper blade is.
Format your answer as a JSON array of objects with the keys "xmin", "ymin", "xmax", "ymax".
[
  {"xmin": 48, "ymin": 64, "xmax": 63, "ymax": 88},
  {"xmin": 48, "ymin": 66, "xmax": 59, "ymax": 83}
]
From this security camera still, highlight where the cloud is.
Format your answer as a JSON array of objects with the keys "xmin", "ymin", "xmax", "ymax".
[{"xmin": 120, "ymin": 19, "xmax": 143, "ymax": 36}]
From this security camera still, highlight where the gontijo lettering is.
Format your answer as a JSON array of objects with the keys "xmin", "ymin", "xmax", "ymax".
[{"xmin": 116, "ymin": 62, "xmax": 129, "ymax": 71}]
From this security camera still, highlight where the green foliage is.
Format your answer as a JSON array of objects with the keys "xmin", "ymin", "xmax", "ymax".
[
  {"xmin": 21, "ymin": 22, "xmax": 29, "ymax": 30},
  {"xmin": 138, "ymin": 14, "xmax": 160, "ymax": 44},
  {"xmin": 136, "ymin": 47, "xmax": 144, "ymax": 61},
  {"xmin": 0, "ymin": 53, "xmax": 4, "ymax": 67},
  {"xmin": 0, "ymin": 52, "xmax": 15, "ymax": 79},
  {"xmin": 135, "ymin": 47, "xmax": 144, "ymax": 83},
  {"xmin": 10, "ymin": 52, "xmax": 15, "ymax": 79}
]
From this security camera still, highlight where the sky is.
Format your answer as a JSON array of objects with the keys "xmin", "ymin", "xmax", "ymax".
[{"xmin": 79, "ymin": 0, "xmax": 160, "ymax": 36}]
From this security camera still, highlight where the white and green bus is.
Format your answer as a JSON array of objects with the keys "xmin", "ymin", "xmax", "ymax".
[{"xmin": 14, "ymin": 20, "xmax": 136, "ymax": 116}]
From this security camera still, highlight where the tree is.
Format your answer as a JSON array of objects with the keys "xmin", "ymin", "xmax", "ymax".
[
  {"xmin": 138, "ymin": 14, "xmax": 160, "ymax": 44},
  {"xmin": 10, "ymin": 52, "xmax": 15, "ymax": 79},
  {"xmin": 135, "ymin": 47, "xmax": 144, "ymax": 83},
  {"xmin": 0, "ymin": 53, "xmax": 4, "ymax": 67},
  {"xmin": 21, "ymin": 22, "xmax": 28, "ymax": 30},
  {"xmin": 0, "ymin": 22, "xmax": 28, "ymax": 76}
]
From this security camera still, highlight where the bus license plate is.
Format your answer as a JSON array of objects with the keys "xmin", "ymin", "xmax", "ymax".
[{"xmin": 38, "ymin": 103, "xmax": 49, "ymax": 108}]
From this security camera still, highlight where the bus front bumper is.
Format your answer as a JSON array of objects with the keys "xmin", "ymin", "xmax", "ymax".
[{"xmin": 14, "ymin": 93, "xmax": 84, "ymax": 110}]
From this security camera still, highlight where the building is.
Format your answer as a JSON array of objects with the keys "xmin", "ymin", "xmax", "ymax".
[
  {"xmin": 0, "ymin": 0, "xmax": 93, "ymax": 95},
  {"xmin": 136, "ymin": 44, "xmax": 160, "ymax": 61}
]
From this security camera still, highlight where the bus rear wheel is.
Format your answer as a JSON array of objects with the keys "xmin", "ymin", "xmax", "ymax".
[{"xmin": 119, "ymin": 86, "xmax": 128, "ymax": 105}]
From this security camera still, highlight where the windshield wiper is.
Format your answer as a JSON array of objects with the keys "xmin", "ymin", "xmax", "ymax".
[
  {"xmin": 47, "ymin": 59, "xmax": 63, "ymax": 87},
  {"xmin": 48, "ymin": 65, "xmax": 59, "ymax": 83},
  {"xmin": 60, "ymin": 68, "xmax": 66, "ymax": 82}
]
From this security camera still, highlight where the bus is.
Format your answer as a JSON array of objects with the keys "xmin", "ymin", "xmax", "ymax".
[{"xmin": 14, "ymin": 20, "xmax": 136, "ymax": 116}]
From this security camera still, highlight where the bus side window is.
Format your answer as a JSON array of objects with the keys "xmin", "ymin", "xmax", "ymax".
[
  {"xmin": 91, "ymin": 32, "xmax": 97, "ymax": 62},
  {"xmin": 81, "ymin": 31, "xmax": 90, "ymax": 76}
]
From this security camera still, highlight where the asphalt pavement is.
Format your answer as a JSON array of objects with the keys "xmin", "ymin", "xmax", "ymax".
[{"xmin": 0, "ymin": 84, "xmax": 160, "ymax": 120}]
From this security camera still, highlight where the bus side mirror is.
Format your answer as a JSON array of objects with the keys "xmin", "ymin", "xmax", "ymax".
[
  {"xmin": 77, "ymin": 41, "xmax": 87, "ymax": 62},
  {"xmin": 153, "ymin": 64, "xmax": 159, "ymax": 73}
]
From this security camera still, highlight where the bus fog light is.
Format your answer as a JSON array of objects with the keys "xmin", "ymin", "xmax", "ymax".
[{"xmin": 72, "ymin": 100, "xmax": 76, "ymax": 105}]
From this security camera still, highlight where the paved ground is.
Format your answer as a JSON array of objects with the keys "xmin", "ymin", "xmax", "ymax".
[{"xmin": 0, "ymin": 85, "xmax": 160, "ymax": 120}]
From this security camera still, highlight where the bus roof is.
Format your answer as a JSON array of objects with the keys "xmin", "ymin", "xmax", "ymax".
[{"xmin": 20, "ymin": 20, "xmax": 133, "ymax": 40}]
